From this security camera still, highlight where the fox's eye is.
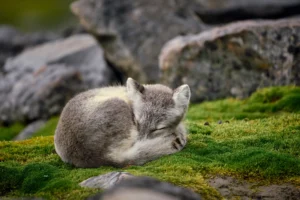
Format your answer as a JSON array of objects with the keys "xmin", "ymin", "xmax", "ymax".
[
  {"xmin": 155, "ymin": 127, "xmax": 167, "ymax": 131},
  {"xmin": 150, "ymin": 127, "xmax": 168, "ymax": 134}
]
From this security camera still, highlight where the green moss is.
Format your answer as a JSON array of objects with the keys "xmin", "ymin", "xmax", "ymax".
[
  {"xmin": 21, "ymin": 163, "xmax": 61, "ymax": 193},
  {"xmin": 245, "ymin": 86, "xmax": 300, "ymax": 112},
  {"xmin": 248, "ymin": 86, "xmax": 300, "ymax": 103},
  {"xmin": 0, "ymin": 86, "xmax": 300, "ymax": 199},
  {"xmin": 188, "ymin": 86, "xmax": 300, "ymax": 121},
  {"xmin": 273, "ymin": 94, "xmax": 300, "ymax": 112},
  {"xmin": 0, "ymin": 123, "xmax": 25, "ymax": 141},
  {"xmin": 0, "ymin": 164, "xmax": 22, "ymax": 195}
]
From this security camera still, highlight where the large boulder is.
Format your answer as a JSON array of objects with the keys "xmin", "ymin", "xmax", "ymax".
[
  {"xmin": 0, "ymin": 26, "xmax": 59, "ymax": 72},
  {"xmin": 0, "ymin": 25, "xmax": 86, "ymax": 73},
  {"xmin": 159, "ymin": 19, "xmax": 300, "ymax": 102},
  {"xmin": 193, "ymin": 0, "xmax": 300, "ymax": 24},
  {"xmin": 0, "ymin": 34, "xmax": 117, "ymax": 124},
  {"xmin": 71, "ymin": 0, "xmax": 205, "ymax": 83}
]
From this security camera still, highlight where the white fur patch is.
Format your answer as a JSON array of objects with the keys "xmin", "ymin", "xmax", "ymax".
[
  {"xmin": 90, "ymin": 86, "xmax": 129, "ymax": 104},
  {"xmin": 84, "ymin": 87, "xmax": 130, "ymax": 115}
]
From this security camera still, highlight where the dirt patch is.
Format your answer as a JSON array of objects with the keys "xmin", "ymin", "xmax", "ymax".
[{"xmin": 207, "ymin": 176, "xmax": 300, "ymax": 200}]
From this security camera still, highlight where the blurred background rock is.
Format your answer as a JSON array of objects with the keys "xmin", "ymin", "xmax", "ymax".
[{"xmin": 0, "ymin": 0, "xmax": 74, "ymax": 32}]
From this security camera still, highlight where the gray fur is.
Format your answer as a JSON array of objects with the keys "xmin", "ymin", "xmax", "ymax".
[{"xmin": 54, "ymin": 78, "xmax": 190, "ymax": 168}]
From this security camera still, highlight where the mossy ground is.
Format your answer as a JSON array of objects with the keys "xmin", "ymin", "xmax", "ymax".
[{"xmin": 0, "ymin": 86, "xmax": 299, "ymax": 199}]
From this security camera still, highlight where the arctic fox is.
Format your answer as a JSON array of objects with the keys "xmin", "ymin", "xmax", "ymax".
[{"xmin": 54, "ymin": 78, "xmax": 191, "ymax": 168}]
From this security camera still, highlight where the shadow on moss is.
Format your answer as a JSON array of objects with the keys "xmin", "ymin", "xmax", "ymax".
[
  {"xmin": 0, "ymin": 162, "xmax": 74, "ymax": 196},
  {"xmin": 0, "ymin": 165, "xmax": 22, "ymax": 195},
  {"xmin": 245, "ymin": 86, "xmax": 300, "ymax": 112}
]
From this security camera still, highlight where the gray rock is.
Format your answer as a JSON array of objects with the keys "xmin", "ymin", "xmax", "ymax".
[
  {"xmin": 160, "ymin": 19, "xmax": 300, "ymax": 102},
  {"xmin": 207, "ymin": 175, "xmax": 300, "ymax": 200},
  {"xmin": 0, "ymin": 34, "xmax": 117, "ymax": 124},
  {"xmin": 85, "ymin": 173, "xmax": 202, "ymax": 200},
  {"xmin": 0, "ymin": 25, "xmax": 59, "ymax": 73},
  {"xmin": 256, "ymin": 184, "xmax": 300, "ymax": 200},
  {"xmin": 71, "ymin": 0, "xmax": 206, "ymax": 83},
  {"xmin": 0, "ymin": 25, "xmax": 87, "ymax": 74},
  {"xmin": 194, "ymin": 0, "xmax": 300, "ymax": 24},
  {"xmin": 80, "ymin": 172, "xmax": 135, "ymax": 189},
  {"xmin": 13, "ymin": 120, "xmax": 46, "ymax": 141}
]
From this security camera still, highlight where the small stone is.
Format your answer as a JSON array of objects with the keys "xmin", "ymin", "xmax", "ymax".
[
  {"xmin": 204, "ymin": 122, "xmax": 210, "ymax": 126},
  {"xmin": 80, "ymin": 172, "xmax": 135, "ymax": 189},
  {"xmin": 218, "ymin": 120, "xmax": 223, "ymax": 124},
  {"xmin": 13, "ymin": 120, "xmax": 46, "ymax": 141}
]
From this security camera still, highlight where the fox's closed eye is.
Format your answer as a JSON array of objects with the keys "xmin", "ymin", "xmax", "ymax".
[{"xmin": 152, "ymin": 127, "xmax": 168, "ymax": 132}]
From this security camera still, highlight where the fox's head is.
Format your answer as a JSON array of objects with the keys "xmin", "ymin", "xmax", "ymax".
[{"xmin": 126, "ymin": 78, "xmax": 190, "ymax": 138}]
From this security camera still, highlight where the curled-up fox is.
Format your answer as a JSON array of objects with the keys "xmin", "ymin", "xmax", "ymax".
[{"xmin": 54, "ymin": 78, "xmax": 191, "ymax": 168}]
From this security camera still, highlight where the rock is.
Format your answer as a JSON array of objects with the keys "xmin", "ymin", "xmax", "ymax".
[
  {"xmin": 194, "ymin": 0, "xmax": 300, "ymax": 24},
  {"xmin": 71, "ymin": 0, "xmax": 206, "ymax": 83},
  {"xmin": 86, "ymin": 173, "xmax": 202, "ymax": 200},
  {"xmin": 80, "ymin": 172, "xmax": 135, "ymax": 189},
  {"xmin": 13, "ymin": 120, "xmax": 46, "ymax": 141},
  {"xmin": 207, "ymin": 175, "xmax": 300, "ymax": 200},
  {"xmin": 160, "ymin": 19, "xmax": 300, "ymax": 102},
  {"xmin": 0, "ymin": 25, "xmax": 87, "ymax": 74},
  {"xmin": 0, "ymin": 34, "xmax": 117, "ymax": 124},
  {"xmin": 0, "ymin": 64, "xmax": 83, "ymax": 123},
  {"xmin": 0, "ymin": 25, "xmax": 59, "ymax": 72},
  {"xmin": 256, "ymin": 184, "xmax": 300, "ymax": 200}
]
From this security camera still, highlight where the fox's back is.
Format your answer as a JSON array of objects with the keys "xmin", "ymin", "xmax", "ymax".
[{"xmin": 54, "ymin": 86, "xmax": 134, "ymax": 167}]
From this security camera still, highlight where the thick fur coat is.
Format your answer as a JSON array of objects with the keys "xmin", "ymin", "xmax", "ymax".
[{"xmin": 54, "ymin": 78, "xmax": 191, "ymax": 168}]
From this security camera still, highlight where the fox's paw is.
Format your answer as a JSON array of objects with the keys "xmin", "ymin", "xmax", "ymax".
[{"xmin": 171, "ymin": 133, "xmax": 186, "ymax": 151}]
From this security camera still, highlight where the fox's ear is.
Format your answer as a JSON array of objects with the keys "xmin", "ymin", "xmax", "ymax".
[
  {"xmin": 173, "ymin": 84, "xmax": 191, "ymax": 108},
  {"xmin": 126, "ymin": 78, "xmax": 144, "ymax": 99}
]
